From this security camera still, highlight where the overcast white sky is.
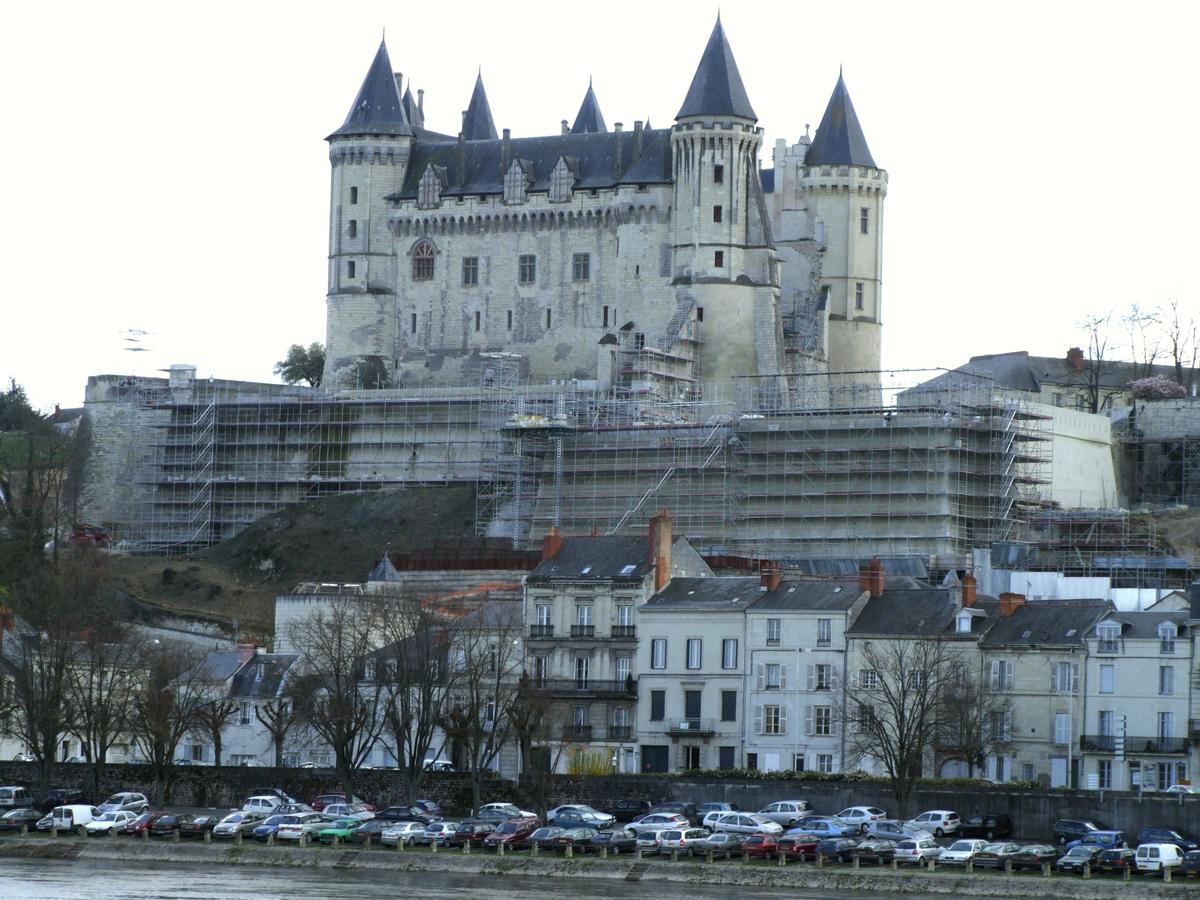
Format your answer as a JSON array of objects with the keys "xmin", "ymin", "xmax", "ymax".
[{"xmin": 3, "ymin": 0, "xmax": 1198, "ymax": 411}]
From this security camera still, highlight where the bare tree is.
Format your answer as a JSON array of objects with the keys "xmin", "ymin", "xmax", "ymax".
[
  {"xmin": 1122, "ymin": 303, "xmax": 1161, "ymax": 380},
  {"xmin": 843, "ymin": 639, "xmax": 953, "ymax": 817},
  {"xmin": 286, "ymin": 598, "xmax": 386, "ymax": 798},
  {"xmin": 1161, "ymin": 295, "xmax": 1198, "ymax": 392},
  {"xmin": 439, "ymin": 601, "xmax": 524, "ymax": 813},
  {"xmin": 254, "ymin": 696, "xmax": 299, "ymax": 768},
  {"xmin": 935, "ymin": 663, "xmax": 1014, "ymax": 778},
  {"xmin": 1079, "ymin": 313, "xmax": 1116, "ymax": 413},
  {"xmin": 190, "ymin": 695, "xmax": 239, "ymax": 767},
  {"xmin": 128, "ymin": 643, "xmax": 209, "ymax": 803}
]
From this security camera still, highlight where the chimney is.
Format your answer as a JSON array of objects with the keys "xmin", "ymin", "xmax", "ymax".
[
  {"xmin": 1189, "ymin": 579, "xmax": 1200, "ymax": 620},
  {"xmin": 633, "ymin": 120, "xmax": 644, "ymax": 159},
  {"xmin": 562, "ymin": 119, "xmax": 570, "ymax": 136},
  {"xmin": 962, "ymin": 573, "xmax": 977, "ymax": 608},
  {"xmin": 417, "ymin": 88, "xmax": 424, "ymax": 112},
  {"xmin": 456, "ymin": 131, "xmax": 466, "ymax": 188},
  {"xmin": 502, "ymin": 128, "xmax": 512, "ymax": 170},
  {"xmin": 998, "ymin": 592, "xmax": 1026, "ymax": 617},
  {"xmin": 237, "ymin": 642, "xmax": 256, "ymax": 664},
  {"xmin": 857, "ymin": 557, "xmax": 885, "ymax": 598},
  {"xmin": 542, "ymin": 526, "xmax": 564, "ymax": 562},
  {"xmin": 760, "ymin": 564, "xmax": 781, "ymax": 592},
  {"xmin": 648, "ymin": 508, "xmax": 673, "ymax": 592},
  {"xmin": 1066, "ymin": 347, "xmax": 1085, "ymax": 372},
  {"xmin": 613, "ymin": 122, "xmax": 624, "ymax": 179}
]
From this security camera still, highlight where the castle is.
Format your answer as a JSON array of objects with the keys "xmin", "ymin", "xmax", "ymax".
[{"xmin": 323, "ymin": 18, "xmax": 887, "ymax": 396}]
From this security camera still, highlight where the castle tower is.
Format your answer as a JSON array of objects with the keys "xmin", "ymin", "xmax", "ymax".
[
  {"xmin": 671, "ymin": 17, "xmax": 782, "ymax": 388},
  {"xmin": 801, "ymin": 71, "xmax": 887, "ymax": 383},
  {"xmin": 323, "ymin": 39, "xmax": 413, "ymax": 385},
  {"xmin": 460, "ymin": 72, "xmax": 498, "ymax": 140},
  {"xmin": 571, "ymin": 81, "xmax": 607, "ymax": 134}
]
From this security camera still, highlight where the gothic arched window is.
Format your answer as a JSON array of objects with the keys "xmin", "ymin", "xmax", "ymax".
[{"xmin": 412, "ymin": 241, "xmax": 435, "ymax": 281}]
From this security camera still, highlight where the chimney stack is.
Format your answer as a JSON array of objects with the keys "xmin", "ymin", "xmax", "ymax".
[
  {"xmin": 648, "ymin": 509, "xmax": 673, "ymax": 592},
  {"xmin": 417, "ymin": 88, "xmax": 424, "ymax": 112},
  {"xmin": 858, "ymin": 557, "xmax": 885, "ymax": 598},
  {"xmin": 998, "ymin": 592, "xmax": 1026, "ymax": 617},
  {"xmin": 1066, "ymin": 347, "xmax": 1085, "ymax": 372},
  {"xmin": 760, "ymin": 564, "xmax": 781, "ymax": 592},
  {"xmin": 614, "ymin": 122, "xmax": 624, "ymax": 178},
  {"xmin": 562, "ymin": 119, "xmax": 569, "ymax": 135},
  {"xmin": 502, "ymin": 128, "xmax": 512, "ymax": 170},
  {"xmin": 962, "ymin": 573, "xmax": 977, "ymax": 608},
  {"xmin": 237, "ymin": 642, "xmax": 256, "ymax": 664},
  {"xmin": 542, "ymin": 526, "xmax": 564, "ymax": 561},
  {"xmin": 456, "ymin": 132, "xmax": 466, "ymax": 188},
  {"xmin": 633, "ymin": 120, "xmax": 644, "ymax": 159}
]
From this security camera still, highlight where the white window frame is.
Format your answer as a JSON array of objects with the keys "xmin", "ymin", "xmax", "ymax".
[
  {"xmin": 650, "ymin": 639, "xmax": 666, "ymax": 670},
  {"xmin": 686, "ymin": 638, "xmax": 702, "ymax": 670},
  {"xmin": 817, "ymin": 618, "xmax": 832, "ymax": 647},
  {"xmin": 721, "ymin": 638, "xmax": 738, "ymax": 670},
  {"xmin": 766, "ymin": 618, "xmax": 781, "ymax": 646}
]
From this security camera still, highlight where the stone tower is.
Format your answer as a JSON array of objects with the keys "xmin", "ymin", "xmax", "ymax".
[
  {"xmin": 801, "ymin": 71, "xmax": 887, "ymax": 381},
  {"xmin": 671, "ymin": 18, "xmax": 782, "ymax": 388},
  {"xmin": 323, "ymin": 39, "xmax": 414, "ymax": 385}
]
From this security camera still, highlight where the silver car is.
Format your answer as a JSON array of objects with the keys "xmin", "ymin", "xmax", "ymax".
[
  {"xmin": 702, "ymin": 831, "xmax": 745, "ymax": 853},
  {"xmin": 419, "ymin": 820, "xmax": 461, "ymax": 845},
  {"xmin": 704, "ymin": 811, "xmax": 782, "ymax": 835},
  {"xmin": 757, "ymin": 800, "xmax": 810, "ymax": 827},
  {"xmin": 626, "ymin": 813, "xmax": 689, "ymax": 837},
  {"xmin": 656, "ymin": 828, "xmax": 711, "ymax": 857},
  {"xmin": 97, "ymin": 792, "xmax": 149, "ymax": 815}
]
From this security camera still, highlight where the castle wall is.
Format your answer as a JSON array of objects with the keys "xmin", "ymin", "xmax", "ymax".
[{"xmin": 1039, "ymin": 403, "xmax": 1119, "ymax": 508}]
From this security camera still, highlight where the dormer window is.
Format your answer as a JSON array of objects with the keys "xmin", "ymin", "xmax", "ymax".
[
  {"xmin": 417, "ymin": 165, "xmax": 446, "ymax": 209},
  {"xmin": 956, "ymin": 613, "xmax": 971, "ymax": 633},
  {"xmin": 1096, "ymin": 622, "xmax": 1120, "ymax": 654},
  {"xmin": 1159, "ymin": 623, "xmax": 1178, "ymax": 654},
  {"xmin": 549, "ymin": 157, "xmax": 578, "ymax": 203},
  {"xmin": 504, "ymin": 158, "xmax": 532, "ymax": 205}
]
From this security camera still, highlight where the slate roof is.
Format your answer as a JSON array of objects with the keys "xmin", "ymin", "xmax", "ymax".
[
  {"xmin": 328, "ymin": 40, "xmax": 412, "ymax": 140},
  {"xmin": 805, "ymin": 71, "xmax": 876, "ymax": 168},
  {"xmin": 847, "ymin": 583, "xmax": 1000, "ymax": 637},
  {"xmin": 924, "ymin": 350, "xmax": 1199, "ymax": 398},
  {"xmin": 677, "ymin": 18, "xmax": 757, "ymax": 121},
  {"xmin": 527, "ymin": 535, "xmax": 697, "ymax": 583},
  {"xmin": 462, "ymin": 73, "xmax": 498, "ymax": 141},
  {"xmin": 645, "ymin": 577, "xmax": 759, "ymax": 611},
  {"xmin": 229, "ymin": 653, "xmax": 298, "ymax": 700},
  {"xmin": 390, "ymin": 128, "xmax": 671, "ymax": 200},
  {"xmin": 645, "ymin": 576, "xmax": 868, "ymax": 612},
  {"xmin": 572, "ymin": 83, "xmax": 607, "ymax": 134},
  {"xmin": 1102, "ymin": 610, "xmax": 1190, "ymax": 640},
  {"xmin": 403, "ymin": 86, "xmax": 425, "ymax": 131},
  {"xmin": 197, "ymin": 650, "xmax": 245, "ymax": 683},
  {"xmin": 982, "ymin": 600, "xmax": 1110, "ymax": 647}
]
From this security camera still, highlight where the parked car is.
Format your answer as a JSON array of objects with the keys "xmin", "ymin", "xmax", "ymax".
[
  {"xmin": 895, "ymin": 838, "xmax": 942, "ymax": 866},
  {"xmin": 788, "ymin": 817, "xmax": 858, "ymax": 839},
  {"xmin": 958, "ymin": 813, "xmax": 1012, "ymax": 840},
  {"xmin": 540, "ymin": 826, "xmax": 598, "ymax": 852},
  {"xmin": 1011, "ymin": 844, "xmax": 1060, "ymax": 869},
  {"xmin": 835, "ymin": 807, "xmax": 887, "ymax": 832},
  {"xmin": 777, "ymin": 833, "xmax": 819, "ymax": 860},
  {"xmin": 972, "ymin": 841, "xmax": 1021, "ymax": 868},
  {"xmin": 483, "ymin": 816, "xmax": 540, "ymax": 849},
  {"xmin": 179, "ymin": 815, "xmax": 221, "ymax": 839},
  {"xmin": 1136, "ymin": 842, "xmax": 1185, "ymax": 873},
  {"xmin": 317, "ymin": 818, "xmax": 363, "ymax": 844},
  {"xmin": 213, "ymin": 811, "xmax": 265, "ymax": 838},
  {"xmin": 276, "ymin": 813, "xmax": 329, "ymax": 841},
  {"xmin": 322, "ymin": 803, "xmax": 375, "ymax": 821},
  {"xmin": 741, "ymin": 833, "xmax": 781, "ymax": 859},
  {"xmin": 1066, "ymin": 830, "xmax": 1127, "ymax": 851},
  {"xmin": 1096, "ymin": 848, "xmax": 1137, "ymax": 874},
  {"xmin": 310, "ymin": 792, "xmax": 369, "ymax": 812},
  {"xmin": 0, "ymin": 808, "xmax": 43, "ymax": 831},
  {"xmin": 867, "ymin": 819, "xmax": 932, "ymax": 842},
  {"xmin": 644, "ymin": 802, "xmax": 700, "ymax": 826},
  {"xmin": 815, "ymin": 837, "xmax": 861, "ymax": 862},
  {"xmin": 607, "ymin": 799, "xmax": 652, "ymax": 822},
  {"xmin": 84, "ymin": 811, "xmax": 136, "ymax": 836},
  {"xmin": 247, "ymin": 787, "xmax": 297, "ymax": 804},
  {"xmin": 38, "ymin": 788, "xmax": 87, "ymax": 813},
  {"xmin": 148, "ymin": 814, "xmax": 185, "ymax": 838},
  {"xmin": 422, "ymin": 758, "xmax": 455, "ymax": 771},
  {"xmin": 1165, "ymin": 785, "xmax": 1200, "ymax": 795},
  {"xmin": 547, "ymin": 804, "xmax": 614, "ymax": 828},
  {"xmin": 1136, "ymin": 826, "xmax": 1200, "ymax": 852},
  {"xmin": 1055, "ymin": 844, "xmax": 1103, "ymax": 873},
  {"xmin": 419, "ymin": 821, "xmax": 461, "ymax": 846},
  {"xmin": 0, "ymin": 786, "xmax": 31, "ymax": 809},
  {"xmin": 902, "ymin": 810, "xmax": 960, "ymax": 837},
  {"xmin": 626, "ymin": 812, "xmax": 689, "ymax": 837},
  {"xmin": 11, "ymin": 754, "xmax": 34, "ymax": 763},
  {"xmin": 697, "ymin": 801, "xmax": 740, "ymax": 817},
  {"xmin": 757, "ymin": 800, "xmax": 810, "ymax": 828},
  {"xmin": 476, "ymin": 802, "xmax": 535, "ymax": 819},
  {"xmin": 381, "ymin": 821, "xmax": 428, "ymax": 847},
  {"xmin": 413, "ymin": 800, "xmax": 444, "ymax": 819},
  {"xmin": 635, "ymin": 830, "xmax": 668, "ymax": 855},
  {"xmin": 655, "ymin": 827, "xmax": 711, "ymax": 857},
  {"xmin": 702, "ymin": 811, "xmax": 782, "ymax": 835},
  {"xmin": 251, "ymin": 814, "xmax": 290, "ymax": 842},
  {"xmin": 855, "ymin": 838, "xmax": 899, "ymax": 865},
  {"xmin": 241, "ymin": 796, "xmax": 282, "ymax": 815},
  {"xmin": 51, "ymin": 804, "xmax": 100, "ymax": 830},
  {"xmin": 939, "ymin": 838, "xmax": 988, "ymax": 866},
  {"xmin": 118, "ymin": 812, "xmax": 162, "ymax": 836},
  {"xmin": 375, "ymin": 805, "xmax": 436, "ymax": 825},
  {"xmin": 591, "ymin": 828, "xmax": 637, "ymax": 854},
  {"xmin": 701, "ymin": 831, "xmax": 744, "ymax": 854},
  {"xmin": 447, "ymin": 820, "xmax": 497, "ymax": 848},
  {"xmin": 98, "ymin": 792, "xmax": 149, "ymax": 815},
  {"xmin": 35, "ymin": 813, "xmax": 53, "ymax": 832},
  {"xmin": 1052, "ymin": 819, "xmax": 1103, "ymax": 846}
]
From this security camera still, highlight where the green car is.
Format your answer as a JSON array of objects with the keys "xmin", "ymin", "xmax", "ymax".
[{"xmin": 317, "ymin": 818, "xmax": 363, "ymax": 844}]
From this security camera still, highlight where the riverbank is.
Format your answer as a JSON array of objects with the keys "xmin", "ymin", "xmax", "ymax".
[{"xmin": 2, "ymin": 836, "xmax": 1198, "ymax": 898}]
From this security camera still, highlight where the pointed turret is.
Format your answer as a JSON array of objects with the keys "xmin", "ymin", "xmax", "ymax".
[
  {"xmin": 805, "ymin": 71, "xmax": 877, "ymax": 168},
  {"xmin": 676, "ymin": 17, "xmax": 756, "ymax": 121},
  {"xmin": 403, "ymin": 85, "xmax": 424, "ymax": 131},
  {"xmin": 462, "ymin": 72, "xmax": 498, "ymax": 140},
  {"xmin": 571, "ymin": 81, "xmax": 607, "ymax": 134},
  {"xmin": 329, "ymin": 39, "xmax": 411, "ymax": 139}
]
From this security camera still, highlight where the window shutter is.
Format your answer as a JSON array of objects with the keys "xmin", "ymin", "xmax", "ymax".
[
  {"xmin": 1005, "ymin": 662, "xmax": 1014, "ymax": 690},
  {"xmin": 804, "ymin": 705, "xmax": 814, "ymax": 736},
  {"xmin": 779, "ymin": 664, "xmax": 788, "ymax": 691},
  {"xmin": 1003, "ymin": 711, "xmax": 1013, "ymax": 741},
  {"xmin": 756, "ymin": 665, "xmax": 765, "ymax": 691},
  {"xmin": 753, "ymin": 705, "xmax": 763, "ymax": 735},
  {"xmin": 806, "ymin": 665, "xmax": 815, "ymax": 692},
  {"xmin": 850, "ymin": 670, "xmax": 860, "ymax": 689},
  {"xmin": 831, "ymin": 667, "xmax": 841, "ymax": 692},
  {"xmin": 779, "ymin": 706, "xmax": 788, "ymax": 735},
  {"xmin": 990, "ymin": 659, "xmax": 999, "ymax": 690},
  {"xmin": 1072, "ymin": 663, "xmax": 1080, "ymax": 693}
]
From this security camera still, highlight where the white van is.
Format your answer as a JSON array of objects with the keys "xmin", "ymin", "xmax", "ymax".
[
  {"xmin": 52, "ymin": 805, "xmax": 101, "ymax": 830},
  {"xmin": 0, "ymin": 786, "xmax": 31, "ymax": 808},
  {"xmin": 1136, "ymin": 842, "xmax": 1184, "ymax": 872}
]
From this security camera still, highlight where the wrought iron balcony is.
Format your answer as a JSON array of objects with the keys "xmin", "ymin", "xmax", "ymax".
[
  {"xmin": 608, "ymin": 725, "xmax": 633, "ymax": 740},
  {"xmin": 666, "ymin": 718, "xmax": 716, "ymax": 737},
  {"xmin": 524, "ymin": 678, "xmax": 637, "ymax": 699},
  {"xmin": 1081, "ymin": 734, "xmax": 1190, "ymax": 754},
  {"xmin": 570, "ymin": 624, "xmax": 596, "ymax": 638},
  {"xmin": 612, "ymin": 625, "xmax": 637, "ymax": 639},
  {"xmin": 561, "ymin": 724, "xmax": 593, "ymax": 741},
  {"xmin": 529, "ymin": 624, "xmax": 554, "ymax": 638}
]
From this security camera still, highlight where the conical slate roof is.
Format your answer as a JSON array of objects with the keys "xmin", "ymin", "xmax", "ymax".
[
  {"xmin": 329, "ymin": 40, "xmax": 412, "ymax": 139},
  {"xmin": 462, "ymin": 72, "xmax": 498, "ymax": 141},
  {"xmin": 571, "ymin": 82, "xmax": 607, "ymax": 134},
  {"xmin": 403, "ymin": 86, "xmax": 425, "ymax": 131},
  {"xmin": 805, "ymin": 71, "xmax": 877, "ymax": 168},
  {"xmin": 676, "ymin": 17, "xmax": 757, "ymax": 121}
]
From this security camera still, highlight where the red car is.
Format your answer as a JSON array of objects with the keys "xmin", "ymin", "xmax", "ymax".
[
  {"xmin": 447, "ymin": 820, "xmax": 496, "ymax": 848},
  {"xmin": 778, "ymin": 832, "xmax": 819, "ymax": 860},
  {"xmin": 483, "ymin": 817, "xmax": 540, "ymax": 850},
  {"xmin": 742, "ymin": 833, "xmax": 781, "ymax": 859},
  {"xmin": 119, "ymin": 812, "xmax": 167, "ymax": 836}
]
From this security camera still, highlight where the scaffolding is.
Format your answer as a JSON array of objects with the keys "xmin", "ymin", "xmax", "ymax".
[{"xmin": 1117, "ymin": 398, "xmax": 1200, "ymax": 508}]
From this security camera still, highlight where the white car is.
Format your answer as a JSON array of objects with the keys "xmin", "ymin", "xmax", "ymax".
[
  {"xmin": 98, "ymin": 792, "xmax": 149, "ymax": 814},
  {"xmin": 419, "ymin": 821, "xmax": 461, "ymax": 845},
  {"xmin": 895, "ymin": 837, "xmax": 942, "ymax": 865},
  {"xmin": 1164, "ymin": 784, "xmax": 1200, "ymax": 795},
  {"xmin": 84, "ymin": 811, "xmax": 136, "ymax": 836},
  {"xmin": 756, "ymin": 800, "xmax": 811, "ymax": 827},
  {"xmin": 323, "ymin": 803, "xmax": 374, "ymax": 821},
  {"xmin": 547, "ymin": 804, "xmax": 615, "ymax": 828},
  {"xmin": 835, "ymin": 806, "xmax": 887, "ymax": 832},
  {"xmin": 702, "ymin": 811, "xmax": 782, "ymax": 835},
  {"xmin": 275, "ymin": 813, "xmax": 328, "ymax": 841},
  {"xmin": 382, "ymin": 821, "xmax": 427, "ymax": 846},
  {"xmin": 477, "ymin": 802, "xmax": 535, "ymax": 819},
  {"xmin": 423, "ymin": 758, "xmax": 455, "ymax": 772},
  {"xmin": 627, "ymin": 813, "xmax": 689, "ymax": 837},
  {"xmin": 241, "ymin": 795, "xmax": 282, "ymax": 814},
  {"xmin": 939, "ymin": 838, "xmax": 988, "ymax": 865},
  {"xmin": 903, "ymin": 810, "xmax": 960, "ymax": 837}
]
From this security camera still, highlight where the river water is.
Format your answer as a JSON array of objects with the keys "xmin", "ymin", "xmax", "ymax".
[{"xmin": 0, "ymin": 857, "xmax": 930, "ymax": 899}]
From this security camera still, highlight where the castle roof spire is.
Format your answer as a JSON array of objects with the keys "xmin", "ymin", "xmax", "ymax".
[
  {"xmin": 804, "ymin": 70, "xmax": 877, "ymax": 167},
  {"xmin": 328, "ymin": 38, "xmax": 411, "ymax": 139},
  {"xmin": 676, "ymin": 17, "xmax": 757, "ymax": 121},
  {"xmin": 402, "ymin": 84, "xmax": 424, "ymax": 131},
  {"xmin": 571, "ymin": 81, "xmax": 607, "ymax": 134},
  {"xmin": 461, "ymin": 71, "xmax": 498, "ymax": 140}
]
